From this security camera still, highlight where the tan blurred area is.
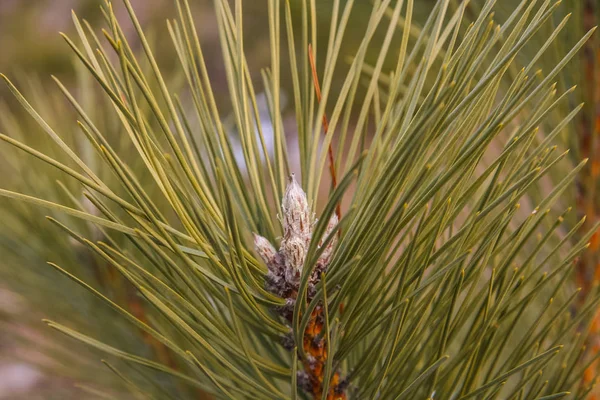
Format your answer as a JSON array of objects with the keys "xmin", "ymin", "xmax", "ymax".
[
  {"xmin": 0, "ymin": 1, "xmax": 163, "ymax": 81},
  {"xmin": 0, "ymin": 0, "xmax": 275, "ymax": 100}
]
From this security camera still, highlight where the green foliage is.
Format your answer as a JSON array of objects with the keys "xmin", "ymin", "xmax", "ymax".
[{"xmin": 0, "ymin": 0, "xmax": 598, "ymax": 399}]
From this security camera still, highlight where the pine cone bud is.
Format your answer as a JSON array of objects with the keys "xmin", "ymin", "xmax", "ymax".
[
  {"xmin": 318, "ymin": 214, "xmax": 338, "ymax": 266},
  {"xmin": 281, "ymin": 174, "xmax": 312, "ymax": 241},
  {"xmin": 282, "ymin": 236, "xmax": 306, "ymax": 284},
  {"xmin": 254, "ymin": 233, "xmax": 277, "ymax": 268}
]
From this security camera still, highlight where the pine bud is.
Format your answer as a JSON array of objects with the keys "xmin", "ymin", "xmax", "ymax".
[
  {"xmin": 281, "ymin": 174, "xmax": 312, "ymax": 241},
  {"xmin": 254, "ymin": 233, "xmax": 277, "ymax": 268},
  {"xmin": 318, "ymin": 214, "xmax": 338, "ymax": 266},
  {"xmin": 282, "ymin": 236, "xmax": 306, "ymax": 284}
]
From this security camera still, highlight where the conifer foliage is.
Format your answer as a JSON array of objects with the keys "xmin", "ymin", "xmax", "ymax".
[{"xmin": 0, "ymin": 0, "xmax": 599, "ymax": 399}]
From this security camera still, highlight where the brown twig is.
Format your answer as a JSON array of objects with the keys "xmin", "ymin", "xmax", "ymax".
[
  {"xmin": 308, "ymin": 44, "xmax": 342, "ymax": 222},
  {"xmin": 301, "ymin": 45, "xmax": 346, "ymax": 400},
  {"xmin": 577, "ymin": 1, "xmax": 600, "ymax": 398}
]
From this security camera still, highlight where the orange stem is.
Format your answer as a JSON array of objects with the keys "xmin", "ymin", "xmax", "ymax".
[{"xmin": 308, "ymin": 44, "xmax": 342, "ymax": 222}]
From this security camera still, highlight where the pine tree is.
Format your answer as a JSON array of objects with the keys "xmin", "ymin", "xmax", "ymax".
[{"xmin": 0, "ymin": 0, "xmax": 598, "ymax": 398}]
